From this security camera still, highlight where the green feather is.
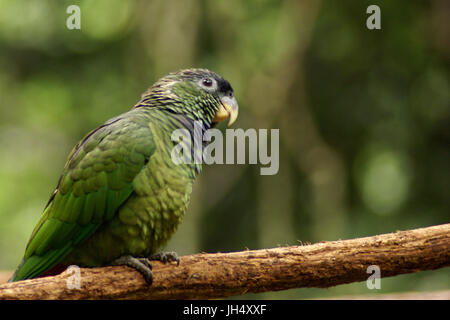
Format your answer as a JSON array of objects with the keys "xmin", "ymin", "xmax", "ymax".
[{"xmin": 9, "ymin": 114, "xmax": 155, "ymax": 281}]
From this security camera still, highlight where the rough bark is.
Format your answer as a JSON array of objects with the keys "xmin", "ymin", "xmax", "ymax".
[
  {"xmin": 0, "ymin": 223, "xmax": 448, "ymax": 300},
  {"xmin": 326, "ymin": 290, "xmax": 450, "ymax": 300}
]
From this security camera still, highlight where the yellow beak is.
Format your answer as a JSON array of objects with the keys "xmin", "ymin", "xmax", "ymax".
[{"xmin": 213, "ymin": 95, "xmax": 239, "ymax": 127}]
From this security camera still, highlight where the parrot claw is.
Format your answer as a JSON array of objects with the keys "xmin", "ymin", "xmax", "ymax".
[
  {"xmin": 149, "ymin": 251, "xmax": 180, "ymax": 266},
  {"xmin": 137, "ymin": 257, "xmax": 153, "ymax": 270},
  {"xmin": 111, "ymin": 252, "xmax": 179, "ymax": 285},
  {"xmin": 111, "ymin": 255, "xmax": 154, "ymax": 284}
]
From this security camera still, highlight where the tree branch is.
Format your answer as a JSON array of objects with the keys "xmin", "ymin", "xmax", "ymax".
[
  {"xmin": 325, "ymin": 290, "xmax": 450, "ymax": 300},
  {"xmin": 0, "ymin": 223, "xmax": 449, "ymax": 299}
]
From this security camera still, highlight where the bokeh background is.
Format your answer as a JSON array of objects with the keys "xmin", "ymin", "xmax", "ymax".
[{"xmin": 0, "ymin": 0, "xmax": 448, "ymax": 298}]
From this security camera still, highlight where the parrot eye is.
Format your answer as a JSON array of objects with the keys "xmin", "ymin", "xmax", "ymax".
[{"xmin": 202, "ymin": 78, "xmax": 213, "ymax": 87}]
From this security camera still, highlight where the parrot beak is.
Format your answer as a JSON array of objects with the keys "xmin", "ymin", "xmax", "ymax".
[{"xmin": 214, "ymin": 95, "xmax": 239, "ymax": 127}]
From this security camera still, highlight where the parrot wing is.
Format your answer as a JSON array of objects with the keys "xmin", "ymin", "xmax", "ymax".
[{"xmin": 10, "ymin": 114, "xmax": 156, "ymax": 281}]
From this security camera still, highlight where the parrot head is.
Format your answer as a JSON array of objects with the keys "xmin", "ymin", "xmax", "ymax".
[{"xmin": 138, "ymin": 68, "xmax": 239, "ymax": 127}]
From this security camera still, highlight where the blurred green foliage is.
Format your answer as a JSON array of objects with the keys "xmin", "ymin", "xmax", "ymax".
[{"xmin": 0, "ymin": 0, "xmax": 448, "ymax": 298}]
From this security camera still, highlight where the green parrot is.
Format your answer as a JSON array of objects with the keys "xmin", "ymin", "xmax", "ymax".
[{"xmin": 9, "ymin": 68, "xmax": 239, "ymax": 283}]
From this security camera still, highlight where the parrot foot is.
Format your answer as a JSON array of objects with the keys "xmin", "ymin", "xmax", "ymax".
[
  {"xmin": 111, "ymin": 255, "xmax": 153, "ymax": 284},
  {"xmin": 149, "ymin": 251, "xmax": 180, "ymax": 266}
]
